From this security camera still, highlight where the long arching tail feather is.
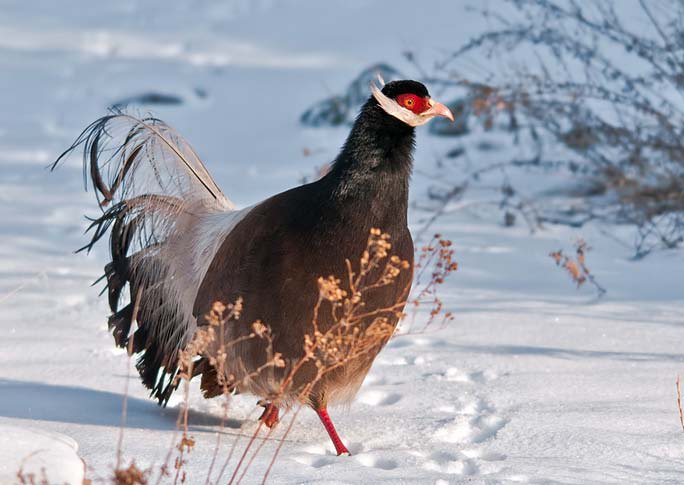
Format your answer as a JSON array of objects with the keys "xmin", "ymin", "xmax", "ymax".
[{"xmin": 54, "ymin": 111, "xmax": 234, "ymax": 404}]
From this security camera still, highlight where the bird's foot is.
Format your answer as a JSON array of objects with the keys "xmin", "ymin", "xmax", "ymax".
[
  {"xmin": 335, "ymin": 445, "xmax": 351, "ymax": 456},
  {"xmin": 257, "ymin": 400, "xmax": 280, "ymax": 428}
]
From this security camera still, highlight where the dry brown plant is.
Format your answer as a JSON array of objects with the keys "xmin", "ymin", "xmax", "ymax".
[
  {"xmin": 677, "ymin": 376, "xmax": 684, "ymax": 432},
  {"xmin": 550, "ymin": 239, "xmax": 606, "ymax": 297},
  {"xmin": 16, "ymin": 463, "xmax": 92, "ymax": 485},
  {"xmin": 113, "ymin": 462, "xmax": 148, "ymax": 485},
  {"xmin": 407, "ymin": 234, "xmax": 458, "ymax": 332},
  {"xmin": 16, "ymin": 467, "xmax": 48, "ymax": 485}
]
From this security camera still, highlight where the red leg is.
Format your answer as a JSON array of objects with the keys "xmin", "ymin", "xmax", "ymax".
[
  {"xmin": 315, "ymin": 407, "xmax": 350, "ymax": 456},
  {"xmin": 258, "ymin": 401, "xmax": 280, "ymax": 428}
]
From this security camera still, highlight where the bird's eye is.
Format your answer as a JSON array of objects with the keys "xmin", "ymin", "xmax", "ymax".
[{"xmin": 404, "ymin": 98, "xmax": 414, "ymax": 108}]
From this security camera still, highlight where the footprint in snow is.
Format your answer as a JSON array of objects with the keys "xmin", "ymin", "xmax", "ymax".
[
  {"xmin": 431, "ymin": 396, "xmax": 508, "ymax": 476},
  {"xmin": 462, "ymin": 447, "xmax": 506, "ymax": 462},
  {"xmin": 435, "ymin": 410, "xmax": 507, "ymax": 445},
  {"xmin": 439, "ymin": 367, "xmax": 499, "ymax": 383},
  {"xmin": 294, "ymin": 441, "xmax": 365, "ymax": 468},
  {"xmin": 301, "ymin": 442, "xmax": 364, "ymax": 455},
  {"xmin": 355, "ymin": 453, "xmax": 399, "ymax": 470},
  {"xmin": 294, "ymin": 443, "xmax": 400, "ymax": 471},
  {"xmin": 293, "ymin": 454, "xmax": 339, "ymax": 469},
  {"xmin": 423, "ymin": 447, "xmax": 506, "ymax": 476},
  {"xmin": 423, "ymin": 450, "xmax": 480, "ymax": 476}
]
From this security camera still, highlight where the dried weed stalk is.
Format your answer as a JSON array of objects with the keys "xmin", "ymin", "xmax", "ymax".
[
  {"xmin": 407, "ymin": 233, "xmax": 458, "ymax": 332},
  {"xmin": 677, "ymin": 376, "xmax": 684, "ymax": 432},
  {"xmin": 16, "ymin": 467, "xmax": 49, "ymax": 485},
  {"xmin": 16, "ymin": 462, "xmax": 92, "ymax": 485},
  {"xmin": 550, "ymin": 239, "xmax": 606, "ymax": 297},
  {"xmin": 113, "ymin": 463, "xmax": 148, "ymax": 485}
]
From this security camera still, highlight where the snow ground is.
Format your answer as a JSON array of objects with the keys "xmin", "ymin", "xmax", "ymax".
[
  {"xmin": 0, "ymin": 1, "xmax": 683, "ymax": 484},
  {"xmin": 0, "ymin": 425, "xmax": 84, "ymax": 484}
]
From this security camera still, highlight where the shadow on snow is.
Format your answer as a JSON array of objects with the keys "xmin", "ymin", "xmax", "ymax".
[{"xmin": 0, "ymin": 378, "xmax": 241, "ymax": 430}]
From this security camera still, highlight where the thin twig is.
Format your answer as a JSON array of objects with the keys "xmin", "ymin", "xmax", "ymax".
[
  {"xmin": 677, "ymin": 376, "xmax": 684, "ymax": 432},
  {"xmin": 116, "ymin": 288, "xmax": 142, "ymax": 470},
  {"xmin": 261, "ymin": 407, "xmax": 303, "ymax": 484}
]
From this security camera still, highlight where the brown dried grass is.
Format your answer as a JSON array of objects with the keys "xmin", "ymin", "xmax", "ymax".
[
  {"xmin": 677, "ymin": 376, "xmax": 684, "ymax": 432},
  {"xmin": 550, "ymin": 239, "xmax": 606, "ymax": 297}
]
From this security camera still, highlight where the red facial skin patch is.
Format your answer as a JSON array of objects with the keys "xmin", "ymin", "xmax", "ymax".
[{"xmin": 395, "ymin": 94, "xmax": 431, "ymax": 115}]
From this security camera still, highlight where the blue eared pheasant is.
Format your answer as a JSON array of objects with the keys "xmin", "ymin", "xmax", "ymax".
[{"xmin": 55, "ymin": 80, "xmax": 453, "ymax": 455}]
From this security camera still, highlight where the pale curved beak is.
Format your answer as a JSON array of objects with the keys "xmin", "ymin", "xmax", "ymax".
[{"xmin": 423, "ymin": 98, "xmax": 454, "ymax": 122}]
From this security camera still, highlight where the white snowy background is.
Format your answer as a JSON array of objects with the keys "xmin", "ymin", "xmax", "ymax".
[{"xmin": 0, "ymin": 1, "xmax": 683, "ymax": 483}]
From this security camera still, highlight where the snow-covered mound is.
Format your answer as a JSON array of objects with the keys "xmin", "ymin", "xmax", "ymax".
[{"xmin": 0, "ymin": 425, "xmax": 84, "ymax": 484}]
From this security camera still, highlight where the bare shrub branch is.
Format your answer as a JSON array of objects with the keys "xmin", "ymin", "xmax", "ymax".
[{"xmin": 429, "ymin": 0, "xmax": 684, "ymax": 255}]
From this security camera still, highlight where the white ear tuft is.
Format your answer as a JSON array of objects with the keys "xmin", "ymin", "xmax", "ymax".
[
  {"xmin": 369, "ymin": 81, "xmax": 431, "ymax": 127},
  {"xmin": 376, "ymin": 72, "xmax": 386, "ymax": 87}
]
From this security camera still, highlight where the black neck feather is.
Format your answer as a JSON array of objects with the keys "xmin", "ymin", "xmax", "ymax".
[{"xmin": 322, "ymin": 99, "xmax": 415, "ymax": 224}]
